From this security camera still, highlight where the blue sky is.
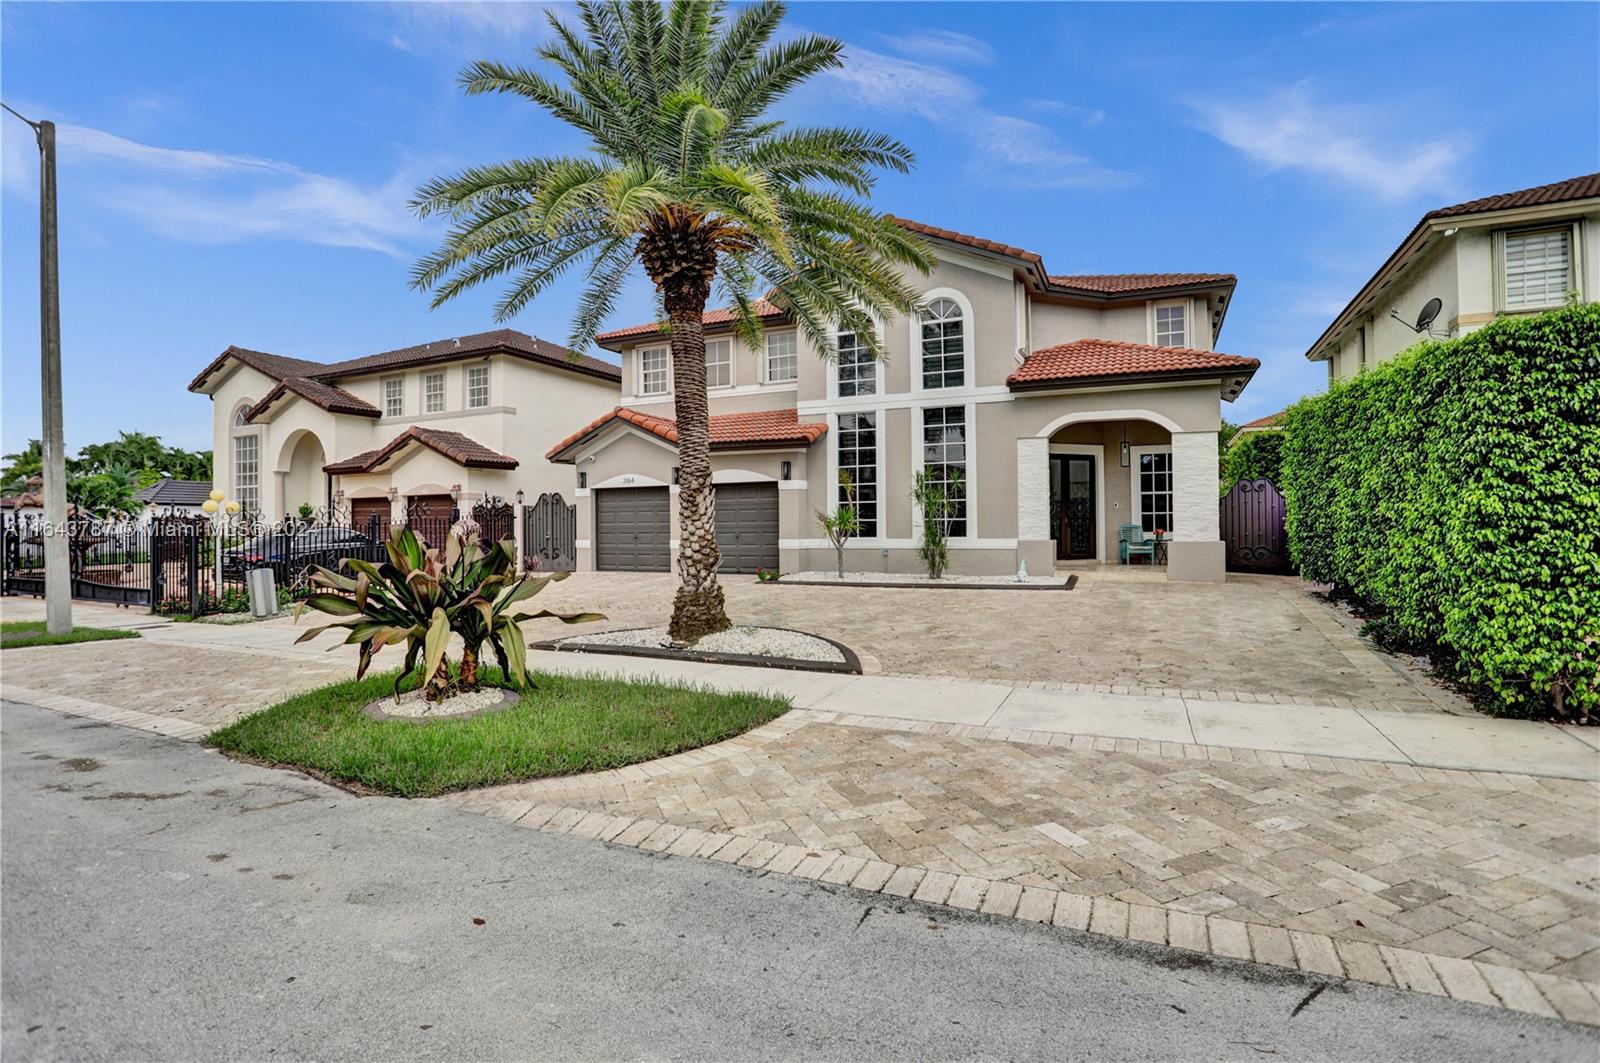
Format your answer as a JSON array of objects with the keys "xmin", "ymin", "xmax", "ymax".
[{"xmin": 3, "ymin": 1, "xmax": 1596, "ymax": 456}]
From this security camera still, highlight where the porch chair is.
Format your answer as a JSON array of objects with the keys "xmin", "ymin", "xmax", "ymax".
[{"xmin": 1119, "ymin": 524, "xmax": 1155, "ymax": 565}]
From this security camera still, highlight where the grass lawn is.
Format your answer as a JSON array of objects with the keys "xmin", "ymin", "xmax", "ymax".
[
  {"xmin": 207, "ymin": 667, "xmax": 791, "ymax": 797},
  {"xmin": 0, "ymin": 620, "xmax": 141, "ymax": 649}
]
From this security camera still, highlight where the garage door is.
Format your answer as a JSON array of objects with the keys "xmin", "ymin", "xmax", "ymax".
[
  {"xmin": 595, "ymin": 487, "xmax": 670, "ymax": 572},
  {"xmin": 715, "ymin": 483, "xmax": 779, "ymax": 574},
  {"xmin": 350, "ymin": 497, "xmax": 391, "ymax": 538}
]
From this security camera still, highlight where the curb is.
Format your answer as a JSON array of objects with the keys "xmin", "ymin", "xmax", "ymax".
[{"xmin": 442, "ymin": 787, "xmax": 1600, "ymax": 1027}]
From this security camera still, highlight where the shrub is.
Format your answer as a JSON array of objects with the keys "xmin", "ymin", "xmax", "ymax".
[
  {"xmin": 1280, "ymin": 304, "xmax": 1599, "ymax": 718},
  {"xmin": 1221, "ymin": 430, "xmax": 1284, "ymax": 493},
  {"xmin": 911, "ymin": 468, "xmax": 961, "ymax": 579}
]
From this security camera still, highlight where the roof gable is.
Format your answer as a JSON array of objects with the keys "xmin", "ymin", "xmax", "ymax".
[
  {"xmin": 1007, "ymin": 338, "xmax": 1259, "ymax": 402},
  {"xmin": 547, "ymin": 406, "xmax": 828, "ymax": 461},
  {"xmin": 323, "ymin": 427, "xmax": 518, "ymax": 474}
]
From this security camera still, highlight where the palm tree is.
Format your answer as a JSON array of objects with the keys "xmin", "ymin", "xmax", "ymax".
[{"xmin": 410, "ymin": 0, "xmax": 932, "ymax": 643}]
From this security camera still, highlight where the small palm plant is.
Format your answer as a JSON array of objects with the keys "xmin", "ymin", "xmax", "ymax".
[
  {"xmin": 911, "ymin": 468, "xmax": 962, "ymax": 580},
  {"xmin": 296, "ymin": 526, "xmax": 602, "ymax": 702},
  {"xmin": 816, "ymin": 471, "xmax": 860, "ymax": 579},
  {"xmin": 409, "ymin": 0, "xmax": 932, "ymax": 643}
]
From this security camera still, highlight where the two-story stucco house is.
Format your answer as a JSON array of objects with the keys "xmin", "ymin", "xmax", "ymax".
[
  {"xmin": 1308, "ymin": 172, "xmax": 1600, "ymax": 380},
  {"xmin": 188, "ymin": 330, "xmax": 620, "ymax": 526},
  {"xmin": 546, "ymin": 219, "xmax": 1259, "ymax": 582}
]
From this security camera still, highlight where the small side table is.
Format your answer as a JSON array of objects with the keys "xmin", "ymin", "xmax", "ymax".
[{"xmin": 1152, "ymin": 536, "xmax": 1169, "ymax": 566}]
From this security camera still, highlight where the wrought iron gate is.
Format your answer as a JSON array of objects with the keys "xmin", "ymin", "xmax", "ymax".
[
  {"xmin": 523, "ymin": 492, "xmax": 577, "ymax": 572},
  {"xmin": 1219, "ymin": 478, "xmax": 1291, "ymax": 573},
  {"xmin": 1, "ymin": 513, "xmax": 156, "ymax": 607}
]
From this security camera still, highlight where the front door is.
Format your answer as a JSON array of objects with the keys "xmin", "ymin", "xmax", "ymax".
[{"xmin": 1050, "ymin": 454, "xmax": 1095, "ymax": 560}]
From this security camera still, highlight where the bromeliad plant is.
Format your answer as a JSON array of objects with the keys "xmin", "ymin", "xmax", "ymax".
[{"xmin": 296, "ymin": 526, "xmax": 602, "ymax": 702}]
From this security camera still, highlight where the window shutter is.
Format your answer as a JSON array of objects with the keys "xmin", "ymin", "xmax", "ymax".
[{"xmin": 1504, "ymin": 229, "xmax": 1571, "ymax": 309}]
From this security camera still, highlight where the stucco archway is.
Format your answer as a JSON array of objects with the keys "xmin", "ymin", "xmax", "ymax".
[{"xmin": 276, "ymin": 429, "xmax": 327, "ymax": 517}]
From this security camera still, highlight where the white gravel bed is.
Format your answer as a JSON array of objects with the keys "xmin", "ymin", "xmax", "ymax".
[
  {"xmin": 365, "ymin": 686, "xmax": 518, "ymax": 719},
  {"xmin": 564, "ymin": 625, "xmax": 845, "ymax": 663},
  {"xmin": 778, "ymin": 570, "xmax": 1070, "ymax": 587}
]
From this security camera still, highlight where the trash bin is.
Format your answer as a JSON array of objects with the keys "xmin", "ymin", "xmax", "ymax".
[{"xmin": 247, "ymin": 566, "xmax": 277, "ymax": 618}]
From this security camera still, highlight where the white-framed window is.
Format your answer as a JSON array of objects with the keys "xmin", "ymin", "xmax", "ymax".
[
  {"xmin": 423, "ymin": 371, "xmax": 445, "ymax": 413},
  {"xmin": 1132, "ymin": 447, "xmax": 1174, "ymax": 537},
  {"xmin": 233, "ymin": 434, "xmax": 258, "ymax": 517},
  {"xmin": 466, "ymin": 365, "xmax": 490, "ymax": 408},
  {"xmin": 705, "ymin": 338, "xmax": 732, "ymax": 389},
  {"xmin": 836, "ymin": 330, "xmax": 875, "ymax": 397},
  {"xmin": 1357, "ymin": 325, "xmax": 1367, "ymax": 370},
  {"xmin": 920, "ymin": 297, "xmax": 965, "ymax": 389},
  {"xmin": 1502, "ymin": 227, "xmax": 1573, "ymax": 310},
  {"xmin": 1154, "ymin": 302, "xmax": 1187, "ymax": 347},
  {"xmin": 921, "ymin": 406, "xmax": 967, "ymax": 537},
  {"xmin": 765, "ymin": 331, "xmax": 798, "ymax": 383},
  {"xmin": 837, "ymin": 411, "xmax": 877, "ymax": 537},
  {"xmin": 382, "ymin": 377, "xmax": 404, "ymax": 417},
  {"xmin": 638, "ymin": 345, "xmax": 670, "ymax": 396},
  {"xmin": 233, "ymin": 408, "xmax": 249, "ymax": 428}
]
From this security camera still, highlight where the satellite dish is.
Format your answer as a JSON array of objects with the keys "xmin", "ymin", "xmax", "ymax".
[
  {"xmin": 1390, "ymin": 296, "xmax": 1444, "ymax": 335},
  {"xmin": 1414, "ymin": 297, "xmax": 1442, "ymax": 332}
]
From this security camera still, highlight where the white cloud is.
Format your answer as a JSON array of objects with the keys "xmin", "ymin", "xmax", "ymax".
[
  {"xmin": 876, "ymin": 29, "xmax": 995, "ymax": 67},
  {"xmin": 827, "ymin": 46, "xmax": 1131, "ymax": 189},
  {"xmin": 1027, "ymin": 99, "xmax": 1108, "ymax": 128},
  {"xmin": 3, "ymin": 121, "xmax": 422, "ymax": 257},
  {"xmin": 376, "ymin": 1, "xmax": 552, "ymax": 56},
  {"xmin": 1193, "ymin": 82, "xmax": 1466, "ymax": 202}
]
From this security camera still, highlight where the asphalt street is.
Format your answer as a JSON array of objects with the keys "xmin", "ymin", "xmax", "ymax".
[{"xmin": 3, "ymin": 699, "xmax": 1595, "ymax": 1061}]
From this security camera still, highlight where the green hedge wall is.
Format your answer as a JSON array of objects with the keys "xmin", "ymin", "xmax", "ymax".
[
  {"xmin": 1281, "ymin": 304, "xmax": 1599, "ymax": 718},
  {"xmin": 1221, "ymin": 430, "xmax": 1284, "ymax": 493}
]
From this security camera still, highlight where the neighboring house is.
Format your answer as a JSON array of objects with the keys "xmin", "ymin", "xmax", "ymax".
[
  {"xmin": 133, "ymin": 478, "xmax": 212, "ymax": 524},
  {"xmin": 1228, "ymin": 410, "xmax": 1286, "ymax": 448},
  {"xmin": 547, "ymin": 219, "xmax": 1258, "ymax": 582},
  {"xmin": 188, "ymin": 330, "xmax": 621, "ymax": 526},
  {"xmin": 1308, "ymin": 172, "xmax": 1600, "ymax": 381},
  {"xmin": 1, "ymin": 475, "xmax": 44, "ymax": 519}
]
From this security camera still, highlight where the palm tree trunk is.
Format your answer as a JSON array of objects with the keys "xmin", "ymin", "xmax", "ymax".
[
  {"xmin": 460, "ymin": 644, "xmax": 479, "ymax": 691},
  {"xmin": 665, "ymin": 296, "xmax": 731, "ymax": 643}
]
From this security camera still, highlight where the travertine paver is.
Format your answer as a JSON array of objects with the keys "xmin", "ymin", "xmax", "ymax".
[
  {"xmin": 521, "ymin": 570, "xmax": 1460, "ymax": 710},
  {"xmin": 479, "ymin": 720, "xmax": 1600, "ymax": 984}
]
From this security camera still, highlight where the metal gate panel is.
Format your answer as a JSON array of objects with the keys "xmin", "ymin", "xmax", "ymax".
[
  {"xmin": 1220, "ymin": 478, "xmax": 1291, "ymax": 573},
  {"xmin": 595, "ymin": 487, "xmax": 670, "ymax": 572},
  {"xmin": 713, "ymin": 483, "xmax": 779, "ymax": 574},
  {"xmin": 523, "ymin": 492, "xmax": 577, "ymax": 572}
]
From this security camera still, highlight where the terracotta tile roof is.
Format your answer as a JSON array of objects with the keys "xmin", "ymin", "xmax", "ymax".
[
  {"xmin": 1007, "ymin": 338, "xmax": 1259, "ymax": 397},
  {"xmin": 1238, "ymin": 410, "xmax": 1287, "ymax": 430},
  {"xmin": 594, "ymin": 300, "xmax": 787, "ymax": 347},
  {"xmin": 1426, "ymin": 172, "xmax": 1600, "ymax": 220},
  {"xmin": 246, "ymin": 376, "xmax": 380, "ymax": 422},
  {"xmin": 1047, "ymin": 272, "xmax": 1236, "ymax": 294},
  {"xmin": 890, "ymin": 216, "xmax": 1048, "ymax": 268},
  {"xmin": 1307, "ymin": 172, "xmax": 1600, "ymax": 361},
  {"xmin": 547, "ymin": 406, "xmax": 827, "ymax": 460},
  {"xmin": 191, "ymin": 329, "xmax": 620, "ymax": 395},
  {"xmin": 323, "ymin": 427, "xmax": 518, "ymax": 474}
]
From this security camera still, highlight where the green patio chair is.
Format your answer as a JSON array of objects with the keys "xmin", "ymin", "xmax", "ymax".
[{"xmin": 1119, "ymin": 524, "xmax": 1155, "ymax": 565}]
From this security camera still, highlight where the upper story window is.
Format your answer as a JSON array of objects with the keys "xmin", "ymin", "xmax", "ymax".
[
  {"xmin": 423, "ymin": 371, "xmax": 445, "ymax": 413},
  {"xmin": 765, "ymin": 331, "xmax": 798, "ymax": 383},
  {"xmin": 836, "ymin": 330, "xmax": 875, "ymax": 397},
  {"xmin": 1503, "ymin": 227, "xmax": 1573, "ymax": 310},
  {"xmin": 466, "ymin": 365, "xmax": 490, "ymax": 408},
  {"xmin": 383, "ymin": 377, "xmax": 404, "ymax": 417},
  {"xmin": 920, "ymin": 297, "xmax": 965, "ymax": 389},
  {"xmin": 638, "ymin": 345, "xmax": 670, "ymax": 396},
  {"xmin": 1154, "ymin": 303, "xmax": 1187, "ymax": 347},
  {"xmin": 233, "ymin": 408, "xmax": 249, "ymax": 428},
  {"xmin": 705, "ymin": 339, "xmax": 732, "ymax": 389}
]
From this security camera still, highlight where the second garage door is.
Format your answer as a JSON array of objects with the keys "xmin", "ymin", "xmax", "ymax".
[
  {"xmin": 715, "ymin": 482, "xmax": 779, "ymax": 574},
  {"xmin": 595, "ymin": 487, "xmax": 670, "ymax": 571}
]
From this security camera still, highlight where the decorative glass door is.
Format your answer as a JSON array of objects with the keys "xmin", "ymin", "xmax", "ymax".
[{"xmin": 1050, "ymin": 455, "xmax": 1095, "ymax": 560}]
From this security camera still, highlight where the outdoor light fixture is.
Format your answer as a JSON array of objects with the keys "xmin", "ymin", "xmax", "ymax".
[
  {"xmin": 780, "ymin": 461, "xmax": 792, "ymax": 481},
  {"xmin": 672, "ymin": 466, "xmax": 681, "ymax": 485},
  {"xmin": 1120, "ymin": 424, "xmax": 1131, "ymax": 468},
  {"xmin": 578, "ymin": 471, "xmax": 588, "ymax": 489},
  {"xmin": 449, "ymin": 483, "xmax": 462, "ymax": 501},
  {"xmin": 515, "ymin": 489, "xmax": 525, "ymax": 507},
  {"xmin": 386, "ymin": 486, "xmax": 398, "ymax": 502}
]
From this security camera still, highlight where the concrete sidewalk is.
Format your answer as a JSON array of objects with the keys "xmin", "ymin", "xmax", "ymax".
[{"xmin": 4, "ymin": 598, "xmax": 1595, "ymax": 780}]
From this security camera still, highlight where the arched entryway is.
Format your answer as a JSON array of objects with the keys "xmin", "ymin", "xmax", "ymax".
[{"xmin": 277, "ymin": 430, "xmax": 328, "ymax": 519}]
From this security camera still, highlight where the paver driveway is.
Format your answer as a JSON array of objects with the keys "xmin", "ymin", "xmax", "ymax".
[{"xmin": 524, "ymin": 570, "xmax": 1463, "ymax": 711}]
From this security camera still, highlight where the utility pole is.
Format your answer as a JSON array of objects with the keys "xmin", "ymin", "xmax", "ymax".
[{"xmin": 5, "ymin": 104, "xmax": 71, "ymax": 634}]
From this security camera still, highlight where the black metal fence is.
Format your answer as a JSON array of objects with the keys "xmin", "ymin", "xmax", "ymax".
[{"xmin": 2, "ymin": 500, "xmax": 524, "ymax": 617}]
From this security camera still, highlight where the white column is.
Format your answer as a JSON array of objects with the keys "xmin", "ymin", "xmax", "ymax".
[
  {"xmin": 1016, "ymin": 437, "xmax": 1049, "ymax": 540},
  {"xmin": 1171, "ymin": 431, "xmax": 1220, "ymax": 542}
]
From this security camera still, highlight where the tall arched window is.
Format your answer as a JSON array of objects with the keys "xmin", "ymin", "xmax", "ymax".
[
  {"xmin": 231, "ymin": 404, "xmax": 259, "ymax": 516},
  {"xmin": 920, "ymin": 297, "xmax": 965, "ymax": 389}
]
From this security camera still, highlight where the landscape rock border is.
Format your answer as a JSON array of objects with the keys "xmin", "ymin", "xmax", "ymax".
[
  {"xmin": 362, "ymin": 685, "xmax": 522, "ymax": 723},
  {"xmin": 532, "ymin": 626, "xmax": 862, "ymax": 676}
]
